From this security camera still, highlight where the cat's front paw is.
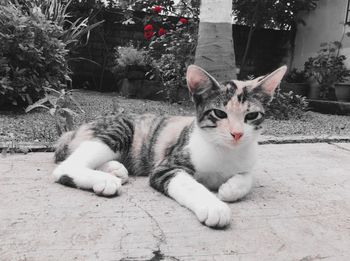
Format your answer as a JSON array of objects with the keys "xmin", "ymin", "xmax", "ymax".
[
  {"xmin": 98, "ymin": 161, "xmax": 129, "ymax": 184},
  {"xmin": 194, "ymin": 199, "xmax": 231, "ymax": 228},
  {"xmin": 218, "ymin": 174, "xmax": 253, "ymax": 202},
  {"xmin": 93, "ymin": 175, "xmax": 122, "ymax": 196},
  {"xmin": 218, "ymin": 183, "xmax": 242, "ymax": 202}
]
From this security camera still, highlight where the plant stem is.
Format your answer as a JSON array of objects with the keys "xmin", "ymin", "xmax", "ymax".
[{"xmin": 239, "ymin": 1, "xmax": 260, "ymax": 78}]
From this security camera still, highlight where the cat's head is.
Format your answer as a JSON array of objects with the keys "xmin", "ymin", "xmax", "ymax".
[{"xmin": 187, "ymin": 65, "xmax": 287, "ymax": 147}]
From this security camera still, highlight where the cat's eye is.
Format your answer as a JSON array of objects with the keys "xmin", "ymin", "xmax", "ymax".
[
  {"xmin": 245, "ymin": 112, "xmax": 261, "ymax": 121},
  {"xmin": 212, "ymin": 109, "xmax": 227, "ymax": 119}
]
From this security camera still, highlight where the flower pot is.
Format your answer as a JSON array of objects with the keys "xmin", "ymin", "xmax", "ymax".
[
  {"xmin": 309, "ymin": 83, "xmax": 337, "ymax": 100},
  {"xmin": 308, "ymin": 81, "xmax": 320, "ymax": 99},
  {"xmin": 335, "ymin": 83, "xmax": 350, "ymax": 102},
  {"xmin": 125, "ymin": 65, "xmax": 147, "ymax": 80},
  {"xmin": 280, "ymin": 82, "xmax": 309, "ymax": 96},
  {"xmin": 126, "ymin": 70, "xmax": 145, "ymax": 80}
]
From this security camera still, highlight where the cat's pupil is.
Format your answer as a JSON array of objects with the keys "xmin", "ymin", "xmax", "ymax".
[
  {"xmin": 245, "ymin": 112, "xmax": 259, "ymax": 121},
  {"xmin": 212, "ymin": 109, "xmax": 227, "ymax": 119}
]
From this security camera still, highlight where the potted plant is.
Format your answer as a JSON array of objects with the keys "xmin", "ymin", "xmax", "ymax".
[
  {"xmin": 112, "ymin": 45, "xmax": 153, "ymax": 97},
  {"xmin": 335, "ymin": 82, "xmax": 350, "ymax": 102},
  {"xmin": 113, "ymin": 45, "xmax": 151, "ymax": 80},
  {"xmin": 304, "ymin": 41, "xmax": 350, "ymax": 100},
  {"xmin": 280, "ymin": 69, "xmax": 309, "ymax": 97}
]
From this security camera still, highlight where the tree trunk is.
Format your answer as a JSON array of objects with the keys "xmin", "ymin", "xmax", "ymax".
[
  {"xmin": 194, "ymin": 0, "xmax": 237, "ymax": 81},
  {"xmin": 239, "ymin": 1, "xmax": 260, "ymax": 79},
  {"xmin": 239, "ymin": 25, "xmax": 255, "ymax": 78}
]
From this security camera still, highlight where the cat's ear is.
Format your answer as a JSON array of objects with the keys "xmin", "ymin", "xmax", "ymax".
[
  {"xmin": 253, "ymin": 65, "xmax": 287, "ymax": 96},
  {"xmin": 186, "ymin": 65, "xmax": 220, "ymax": 96}
]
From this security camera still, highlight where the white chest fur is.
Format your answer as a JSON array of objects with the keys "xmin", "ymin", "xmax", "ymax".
[{"xmin": 187, "ymin": 127, "xmax": 258, "ymax": 190}]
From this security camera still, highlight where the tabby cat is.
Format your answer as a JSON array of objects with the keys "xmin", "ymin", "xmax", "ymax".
[{"xmin": 53, "ymin": 65, "xmax": 287, "ymax": 228}]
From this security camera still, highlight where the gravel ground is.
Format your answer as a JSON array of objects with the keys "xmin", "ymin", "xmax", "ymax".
[{"xmin": 1, "ymin": 90, "xmax": 350, "ymax": 143}]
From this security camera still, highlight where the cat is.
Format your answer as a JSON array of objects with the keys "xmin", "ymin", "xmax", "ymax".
[{"xmin": 52, "ymin": 64, "xmax": 287, "ymax": 228}]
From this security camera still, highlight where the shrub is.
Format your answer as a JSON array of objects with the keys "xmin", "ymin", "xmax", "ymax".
[
  {"xmin": 25, "ymin": 87, "xmax": 84, "ymax": 136},
  {"xmin": 267, "ymin": 89, "xmax": 308, "ymax": 120},
  {"xmin": 119, "ymin": 0, "xmax": 199, "ymax": 102},
  {"xmin": 114, "ymin": 46, "xmax": 151, "ymax": 69},
  {"xmin": 284, "ymin": 68, "xmax": 308, "ymax": 83},
  {"xmin": 0, "ymin": 0, "xmax": 104, "ymax": 108},
  {"xmin": 154, "ymin": 53, "xmax": 184, "ymax": 101},
  {"xmin": 148, "ymin": 17, "xmax": 198, "ymax": 102},
  {"xmin": 304, "ymin": 41, "xmax": 350, "ymax": 99},
  {"xmin": 0, "ymin": 3, "xmax": 70, "ymax": 107}
]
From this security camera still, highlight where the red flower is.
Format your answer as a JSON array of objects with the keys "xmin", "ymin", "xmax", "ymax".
[
  {"xmin": 144, "ymin": 24, "xmax": 154, "ymax": 40},
  {"xmin": 144, "ymin": 31, "xmax": 154, "ymax": 40},
  {"xmin": 144, "ymin": 24, "xmax": 153, "ymax": 32},
  {"xmin": 152, "ymin": 5, "xmax": 162, "ymax": 13},
  {"xmin": 157, "ymin": 28, "xmax": 166, "ymax": 36},
  {"xmin": 179, "ymin": 18, "xmax": 188, "ymax": 24}
]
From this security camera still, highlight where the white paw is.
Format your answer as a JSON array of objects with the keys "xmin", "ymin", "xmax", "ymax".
[
  {"xmin": 98, "ymin": 161, "xmax": 129, "ymax": 184},
  {"xmin": 109, "ymin": 165, "xmax": 128, "ymax": 184},
  {"xmin": 194, "ymin": 199, "xmax": 231, "ymax": 228},
  {"xmin": 52, "ymin": 165, "xmax": 66, "ymax": 181},
  {"xmin": 218, "ymin": 179, "xmax": 248, "ymax": 202},
  {"xmin": 92, "ymin": 175, "xmax": 122, "ymax": 196}
]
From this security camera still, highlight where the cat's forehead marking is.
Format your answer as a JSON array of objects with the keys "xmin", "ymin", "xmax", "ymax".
[
  {"xmin": 231, "ymin": 80, "xmax": 255, "ymax": 91},
  {"xmin": 232, "ymin": 80, "xmax": 249, "ymax": 90},
  {"xmin": 222, "ymin": 80, "xmax": 237, "ymax": 90},
  {"xmin": 225, "ymin": 96, "xmax": 240, "ymax": 111},
  {"xmin": 225, "ymin": 95, "xmax": 250, "ymax": 113},
  {"xmin": 204, "ymin": 79, "xmax": 257, "ymax": 110},
  {"xmin": 214, "ymin": 80, "xmax": 237, "ymax": 106},
  {"xmin": 219, "ymin": 80, "xmax": 254, "ymax": 113}
]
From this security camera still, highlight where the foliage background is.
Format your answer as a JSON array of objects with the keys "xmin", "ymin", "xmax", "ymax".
[
  {"xmin": 0, "ymin": 0, "xmax": 103, "ymax": 108},
  {"xmin": 0, "ymin": 3, "xmax": 69, "ymax": 107}
]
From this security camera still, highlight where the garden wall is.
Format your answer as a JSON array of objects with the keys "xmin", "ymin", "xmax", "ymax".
[
  {"xmin": 71, "ymin": 9, "xmax": 292, "ymax": 97},
  {"xmin": 69, "ymin": 10, "xmax": 145, "ymax": 92},
  {"xmin": 293, "ymin": 0, "xmax": 350, "ymax": 72},
  {"xmin": 232, "ymin": 24, "xmax": 292, "ymax": 77}
]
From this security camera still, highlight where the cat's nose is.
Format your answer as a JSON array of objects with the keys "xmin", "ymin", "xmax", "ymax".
[{"xmin": 231, "ymin": 132, "xmax": 243, "ymax": 141}]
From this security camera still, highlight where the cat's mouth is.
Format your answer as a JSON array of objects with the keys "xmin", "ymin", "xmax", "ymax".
[
  {"xmin": 231, "ymin": 139, "xmax": 243, "ymax": 146},
  {"xmin": 214, "ymin": 138, "xmax": 243, "ymax": 148}
]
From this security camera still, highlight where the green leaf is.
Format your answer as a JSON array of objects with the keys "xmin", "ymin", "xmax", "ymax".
[
  {"xmin": 43, "ymin": 87, "xmax": 61, "ymax": 95},
  {"xmin": 25, "ymin": 104, "xmax": 50, "ymax": 113},
  {"xmin": 60, "ymin": 107, "xmax": 78, "ymax": 116},
  {"xmin": 49, "ymin": 108, "xmax": 56, "ymax": 116},
  {"xmin": 69, "ymin": 95, "xmax": 85, "ymax": 113}
]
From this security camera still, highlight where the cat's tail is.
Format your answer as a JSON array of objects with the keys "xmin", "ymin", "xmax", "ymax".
[{"xmin": 54, "ymin": 130, "xmax": 75, "ymax": 163}]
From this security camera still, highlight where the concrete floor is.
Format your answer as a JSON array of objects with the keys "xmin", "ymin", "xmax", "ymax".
[{"xmin": 0, "ymin": 143, "xmax": 350, "ymax": 261}]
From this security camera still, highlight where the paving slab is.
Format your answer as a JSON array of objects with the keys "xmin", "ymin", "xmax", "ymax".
[
  {"xmin": 0, "ymin": 143, "xmax": 350, "ymax": 261},
  {"xmin": 2, "ymin": 136, "xmax": 350, "ymax": 153}
]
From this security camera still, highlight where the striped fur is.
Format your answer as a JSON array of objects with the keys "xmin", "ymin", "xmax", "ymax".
[
  {"xmin": 54, "ymin": 113, "xmax": 195, "ymax": 193},
  {"xmin": 53, "ymin": 65, "xmax": 287, "ymax": 228}
]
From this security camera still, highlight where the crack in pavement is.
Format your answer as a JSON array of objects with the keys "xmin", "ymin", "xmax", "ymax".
[
  {"xmin": 328, "ymin": 143, "xmax": 350, "ymax": 153},
  {"xmin": 132, "ymin": 201, "xmax": 166, "ymax": 248},
  {"xmin": 128, "ymin": 197, "xmax": 170, "ymax": 260}
]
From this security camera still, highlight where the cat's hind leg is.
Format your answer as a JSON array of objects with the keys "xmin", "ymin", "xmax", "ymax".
[{"xmin": 53, "ymin": 140, "xmax": 123, "ymax": 196}]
